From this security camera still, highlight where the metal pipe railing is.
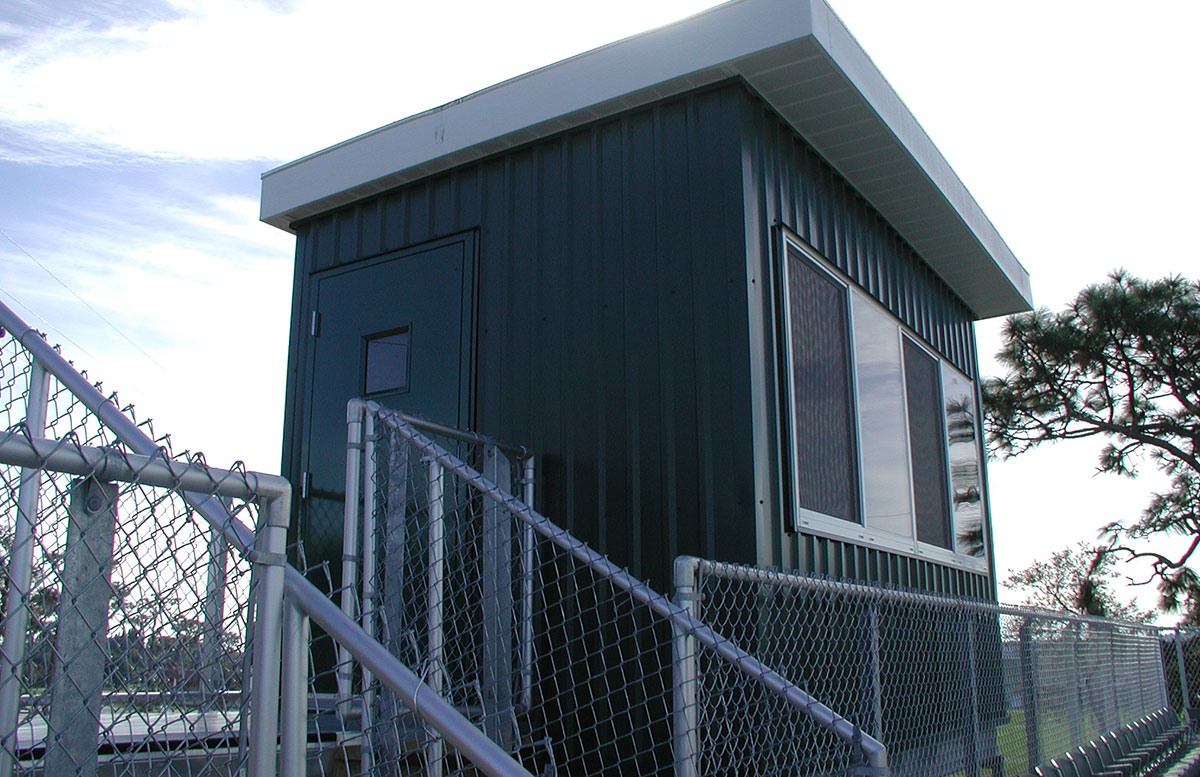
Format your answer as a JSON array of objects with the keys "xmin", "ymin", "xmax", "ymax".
[
  {"xmin": 0, "ymin": 433, "xmax": 290, "ymax": 500},
  {"xmin": 395, "ymin": 414, "xmax": 529, "ymax": 459}
]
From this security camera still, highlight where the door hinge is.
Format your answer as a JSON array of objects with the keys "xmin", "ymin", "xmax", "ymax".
[
  {"xmin": 310, "ymin": 311, "xmax": 321, "ymax": 337},
  {"xmin": 300, "ymin": 471, "xmax": 311, "ymax": 499}
]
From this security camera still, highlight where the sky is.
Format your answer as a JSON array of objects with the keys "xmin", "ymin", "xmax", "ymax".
[{"xmin": 2, "ymin": 0, "xmax": 1197, "ymax": 607}]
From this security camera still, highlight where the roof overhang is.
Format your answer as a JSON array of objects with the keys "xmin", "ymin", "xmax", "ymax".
[{"xmin": 260, "ymin": 0, "xmax": 1032, "ymax": 319}]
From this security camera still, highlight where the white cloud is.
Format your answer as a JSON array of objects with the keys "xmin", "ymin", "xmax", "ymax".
[
  {"xmin": 0, "ymin": 0, "xmax": 721, "ymax": 164},
  {"xmin": 3, "ymin": 185, "xmax": 294, "ymax": 471}
]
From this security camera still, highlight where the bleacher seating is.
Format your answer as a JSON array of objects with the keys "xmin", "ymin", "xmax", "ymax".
[{"xmin": 1033, "ymin": 708, "xmax": 1188, "ymax": 777}]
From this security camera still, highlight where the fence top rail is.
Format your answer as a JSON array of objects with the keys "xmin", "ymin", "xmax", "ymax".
[{"xmin": 688, "ymin": 557, "xmax": 1166, "ymax": 633}]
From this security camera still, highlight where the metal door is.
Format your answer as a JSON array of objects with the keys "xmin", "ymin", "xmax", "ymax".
[{"xmin": 301, "ymin": 233, "xmax": 475, "ymax": 575}]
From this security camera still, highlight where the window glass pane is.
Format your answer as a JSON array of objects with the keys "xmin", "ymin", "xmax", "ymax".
[
  {"xmin": 851, "ymin": 294, "xmax": 913, "ymax": 537},
  {"xmin": 364, "ymin": 329, "xmax": 410, "ymax": 395},
  {"xmin": 787, "ymin": 248, "xmax": 859, "ymax": 522},
  {"xmin": 942, "ymin": 364, "xmax": 985, "ymax": 557},
  {"xmin": 903, "ymin": 337, "xmax": 951, "ymax": 548}
]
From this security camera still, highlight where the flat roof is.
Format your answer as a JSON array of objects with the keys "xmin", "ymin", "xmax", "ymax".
[{"xmin": 260, "ymin": 0, "xmax": 1032, "ymax": 319}]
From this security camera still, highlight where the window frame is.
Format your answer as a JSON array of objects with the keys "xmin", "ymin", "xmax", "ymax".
[
  {"xmin": 361, "ymin": 324, "xmax": 414, "ymax": 398},
  {"xmin": 774, "ymin": 231, "xmax": 987, "ymax": 573},
  {"xmin": 776, "ymin": 235, "xmax": 863, "ymax": 529},
  {"xmin": 901, "ymin": 332, "xmax": 953, "ymax": 550}
]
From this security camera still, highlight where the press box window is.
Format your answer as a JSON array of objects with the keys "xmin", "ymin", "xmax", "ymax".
[
  {"xmin": 363, "ymin": 328, "xmax": 411, "ymax": 395},
  {"xmin": 776, "ymin": 233, "xmax": 987, "ymax": 565}
]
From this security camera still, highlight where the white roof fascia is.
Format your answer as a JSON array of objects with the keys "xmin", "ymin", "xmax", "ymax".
[{"xmin": 260, "ymin": 0, "xmax": 1032, "ymax": 319}]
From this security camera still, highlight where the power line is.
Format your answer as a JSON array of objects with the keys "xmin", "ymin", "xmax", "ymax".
[
  {"xmin": 0, "ymin": 283, "xmax": 98, "ymax": 363},
  {"xmin": 0, "ymin": 226, "xmax": 168, "ymax": 373}
]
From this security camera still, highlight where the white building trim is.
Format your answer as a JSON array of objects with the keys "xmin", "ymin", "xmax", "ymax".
[{"xmin": 260, "ymin": 0, "xmax": 1032, "ymax": 318}]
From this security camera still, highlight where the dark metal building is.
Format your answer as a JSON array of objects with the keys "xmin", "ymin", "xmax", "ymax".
[{"xmin": 261, "ymin": 0, "xmax": 1032, "ymax": 602}]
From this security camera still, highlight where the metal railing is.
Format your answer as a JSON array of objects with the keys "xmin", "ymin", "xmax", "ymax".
[
  {"xmin": 0, "ymin": 300, "xmax": 532, "ymax": 777},
  {"xmin": 328, "ymin": 401, "xmax": 886, "ymax": 777},
  {"xmin": 683, "ymin": 557, "xmax": 1187, "ymax": 777}
]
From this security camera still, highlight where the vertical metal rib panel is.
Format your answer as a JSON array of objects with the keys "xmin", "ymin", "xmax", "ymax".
[
  {"xmin": 801, "ymin": 535, "xmax": 987, "ymax": 596},
  {"xmin": 285, "ymin": 82, "xmax": 756, "ymax": 592}
]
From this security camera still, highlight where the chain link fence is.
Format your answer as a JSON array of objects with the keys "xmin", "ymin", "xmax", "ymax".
[
  {"xmin": 319, "ymin": 402, "xmax": 885, "ymax": 777},
  {"xmin": 0, "ymin": 323, "xmax": 290, "ymax": 776},
  {"xmin": 325, "ymin": 403, "xmax": 679, "ymax": 776},
  {"xmin": 1167, "ymin": 626, "xmax": 1200, "ymax": 731},
  {"xmin": 6, "ymin": 300, "xmax": 1200, "ymax": 777},
  {"xmin": 285, "ymin": 405, "xmax": 536, "ymax": 777},
  {"xmin": 685, "ymin": 558, "xmax": 1188, "ymax": 777}
]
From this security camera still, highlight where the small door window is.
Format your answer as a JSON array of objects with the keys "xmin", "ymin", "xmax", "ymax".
[{"xmin": 363, "ymin": 327, "xmax": 411, "ymax": 395}]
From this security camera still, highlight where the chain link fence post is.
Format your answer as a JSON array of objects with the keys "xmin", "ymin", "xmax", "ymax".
[
  {"xmin": 338, "ymin": 400, "xmax": 365, "ymax": 721},
  {"xmin": 426, "ymin": 457, "xmax": 446, "ymax": 777},
  {"xmin": 672, "ymin": 556, "xmax": 700, "ymax": 777},
  {"xmin": 43, "ymin": 478, "xmax": 118, "ymax": 777},
  {"xmin": 360, "ymin": 409, "xmax": 379, "ymax": 775},
  {"xmin": 519, "ymin": 454, "xmax": 536, "ymax": 712},
  {"xmin": 248, "ymin": 494, "xmax": 289, "ymax": 777},
  {"xmin": 867, "ymin": 602, "xmax": 885, "ymax": 743},
  {"xmin": 481, "ymin": 444, "xmax": 514, "ymax": 751},
  {"xmin": 280, "ymin": 595, "xmax": 310, "ymax": 777},
  {"xmin": 963, "ymin": 613, "xmax": 982, "ymax": 777},
  {"xmin": 1069, "ymin": 622, "xmax": 1083, "ymax": 747},
  {"xmin": 1018, "ymin": 618, "xmax": 1041, "ymax": 773},
  {"xmin": 201, "ymin": 501, "xmax": 231, "ymax": 703},
  {"xmin": 1106, "ymin": 624, "xmax": 1121, "ymax": 730},
  {"xmin": 0, "ymin": 359, "xmax": 47, "ymax": 777},
  {"xmin": 1176, "ymin": 627, "xmax": 1193, "ymax": 730}
]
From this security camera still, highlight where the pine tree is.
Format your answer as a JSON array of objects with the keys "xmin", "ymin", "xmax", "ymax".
[{"xmin": 984, "ymin": 271, "xmax": 1200, "ymax": 619}]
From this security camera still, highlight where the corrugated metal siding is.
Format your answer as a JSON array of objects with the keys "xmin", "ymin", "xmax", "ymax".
[
  {"xmin": 283, "ymin": 82, "xmax": 758, "ymax": 587},
  {"xmin": 280, "ymin": 78, "xmax": 994, "ymax": 598},
  {"xmin": 796, "ymin": 534, "xmax": 991, "ymax": 599}
]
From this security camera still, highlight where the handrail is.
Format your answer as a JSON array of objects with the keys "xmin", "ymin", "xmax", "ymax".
[{"xmin": 0, "ymin": 299, "xmax": 536, "ymax": 777}]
